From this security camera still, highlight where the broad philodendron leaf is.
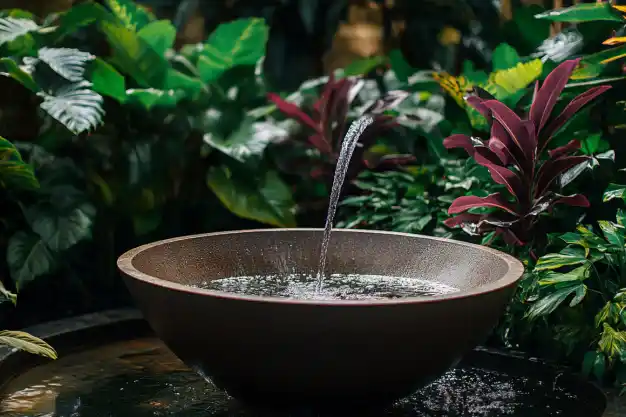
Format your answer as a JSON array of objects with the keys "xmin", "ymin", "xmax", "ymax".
[
  {"xmin": 90, "ymin": 58, "xmax": 126, "ymax": 102},
  {"xmin": 0, "ymin": 17, "xmax": 39, "ymax": 46},
  {"xmin": 207, "ymin": 165, "xmax": 296, "ymax": 227},
  {"xmin": 526, "ymin": 281, "xmax": 584, "ymax": 319},
  {"xmin": 604, "ymin": 184, "xmax": 626, "ymax": 203},
  {"xmin": 38, "ymin": 81, "xmax": 104, "ymax": 135},
  {"xmin": 29, "ymin": 203, "xmax": 95, "ymax": 252},
  {"xmin": 100, "ymin": 21, "xmax": 168, "ymax": 88},
  {"xmin": 38, "ymin": 48, "xmax": 95, "ymax": 82},
  {"xmin": 534, "ymin": 247, "xmax": 588, "ymax": 271},
  {"xmin": 535, "ymin": 2, "xmax": 623, "ymax": 22},
  {"xmin": 203, "ymin": 119, "xmax": 286, "ymax": 163},
  {"xmin": 125, "ymin": 88, "xmax": 184, "ymax": 110},
  {"xmin": 137, "ymin": 20, "xmax": 176, "ymax": 56},
  {"xmin": 50, "ymin": 2, "xmax": 111, "ymax": 42},
  {"xmin": 7, "ymin": 231, "xmax": 54, "ymax": 290},
  {"xmin": 197, "ymin": 18, "xmax": 268, "ymax": 83},
  {"xmin": 492, "ymin": 43, "xmax": 521, "ymax": 71},
  {"xmin": 0, "ymin": 330, "xmax": 57, "ymax": 359},
  {"xmin": 0, "ymin": 136, "xmax": 38, "ymax": 190},
  {"xmin": 105, "ymin": 0, "xmax": 154, "ymax": 31}
]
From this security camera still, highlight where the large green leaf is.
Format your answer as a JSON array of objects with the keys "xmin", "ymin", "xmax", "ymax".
[
  {"xmin": 538, "ymin": 265, "xmax": 590, "ymax": 286},
  {"xmin": 7, "ymin": 231, "xmax": 54, "ymax": 290},
  {"xmin": 0, "ymin": 57, "xmax": 38, "ymax": 92},
  {"xmin": 100, "ymin": 21, "xmax": 168, "ymax": 88},
  {"xmin": 573, "ymin": 44, "xmax": 626, "ymax": 80},
  {"xmin": 197, "ymin": 18, "xmax": 268, "ymax": 83},
  {"xmin": 0, "ymin": 330, "xmax": 57, "ymax": 359},
  {"xmin": 560, "ymin": 225, "xmax": 608, "ymax": 255},
  {"xmin": 492, "ymin": 43, "xmax": 521, "ymax": 71},
  {"xmin": 164, "ymin": 69, "xmax": 206, "ymax": 97},
  {"xmin": 90, "ymin": 58, "xmax": 126, "ymax": 102},
  {"xmin": 137, "ymin": 20, "xmax": 175, "ymax": 57},
  {"xmin": 535, "ymin": 3, "xmax": 623, "ymax": 22},
  {"xmin": 389, "ymin": 49, "xmax": 414, "ymax": 82},
  {"xmin": 207, "ymin": 165, "xmax": 296, "ymax": 227},
  {"xmin": 203, "ymin": 119, "xmax": 286, "ymax": 163},
  {"xmin": 0, "ymin": 17, "xmax": 39, "ymax": 46},
  {"xmin": 50, "ymin": 2, "xmax": 111, "ymax": 42},
  {"xmin": 598, "ymin": 220, "xmax": 625, "ymax": 247},
  {"xmin": 596, "ymin": 301, "xmax": 623, "ymax": 327},
  {"xmin": 598, "ymin": 323, "xmax": 626, "ymax": 361},
  {"xmin": 29, "ymin": 203, "xmax": 94, "ymax": 252},
  {"xmin": 38, "ymin": 47, "xmax": 95, "ymax": 82},
  {"xmin": 104, "ymin": 0, "xmax": 154, "ymax": 31},
  {"xmin": 603, "ymin": 183, "xmax": 626, "ymax": 203},
  {"xmin": 38, "ymin": 81, "xmax": 104, "ymax": 135},
  {"xmin": 0, "ymin": 136, "xmax": 38, "ymax": 190},
  {"xmin": 125, "ymin": 88, "xmax": 184, "ymax": 110},
  {"xmin": 526, "ymin": 281, "xmax": 584, "ymax": 319},
  {"xmin": 534, "ymin": 247, "xmax": 588, "ymax": 271}
]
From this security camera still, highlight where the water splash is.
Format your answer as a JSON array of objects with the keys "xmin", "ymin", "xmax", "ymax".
[{"xmin": 316, "ymin": 116, "xmax": 374, "ymax": 291}]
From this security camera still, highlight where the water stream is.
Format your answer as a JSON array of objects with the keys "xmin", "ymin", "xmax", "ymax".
[{"xmin": 315, "ymin": 116, "xmax": 374, "ymax": 291}]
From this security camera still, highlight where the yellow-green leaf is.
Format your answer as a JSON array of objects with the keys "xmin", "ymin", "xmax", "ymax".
[
  {"xmin": 484, "ymin": 59, "xmax": 543, "ymax": 99},
  {"xmin": 104, "ymin": 0, "xmax": 154, "ymax": 32},
  {"xmin": 0, "ymin": 330, "xmax": 57, "ymax": 359}
]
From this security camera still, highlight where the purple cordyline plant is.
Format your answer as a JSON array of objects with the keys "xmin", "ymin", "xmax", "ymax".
[
  {"xmin": 443, "ymin": 58, "xmax": 610, "ymax": 248},
  {"xmin": 267, "ymin": 75, "xmax": 413, "ymax": 180}
]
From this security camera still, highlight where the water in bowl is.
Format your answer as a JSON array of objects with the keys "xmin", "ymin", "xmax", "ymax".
[{"xmin": 197, "ymin": 273, "xmax": 459, "ymax": 300}]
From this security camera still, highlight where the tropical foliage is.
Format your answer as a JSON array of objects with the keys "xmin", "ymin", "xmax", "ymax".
[{"xmin": 5, "ymin": 0, "xmax": 626, "ymax": 392}]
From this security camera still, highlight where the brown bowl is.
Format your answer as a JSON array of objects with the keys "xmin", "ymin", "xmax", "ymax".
[{"xmin": 117, "ymin": 229, "xmax": 524, "ymax": 410}]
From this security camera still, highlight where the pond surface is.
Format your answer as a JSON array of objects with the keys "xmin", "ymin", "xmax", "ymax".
[{"xmin": 0, "ymin": 338, "xmax": 602, "ymax": 417}]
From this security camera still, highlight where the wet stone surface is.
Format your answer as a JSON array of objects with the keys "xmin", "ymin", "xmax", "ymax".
[{"xmin": 0, "ymin": 338, "xmax": 606, "ymax": 417}]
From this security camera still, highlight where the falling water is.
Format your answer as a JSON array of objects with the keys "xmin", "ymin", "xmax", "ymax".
[{"xmin": 316, "ymin": 116, "xmax": 375, "ymax": 291}]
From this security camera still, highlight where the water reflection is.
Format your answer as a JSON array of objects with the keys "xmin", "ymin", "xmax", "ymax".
[{"xmin": 0, "ymin": 338, "xmax": 600, "ymax": 417}]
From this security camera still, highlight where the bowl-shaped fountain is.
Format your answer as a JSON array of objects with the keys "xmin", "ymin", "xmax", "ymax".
[{"xmin": 117, "ymin": 228, "xmax": 523, "ymax": 410}]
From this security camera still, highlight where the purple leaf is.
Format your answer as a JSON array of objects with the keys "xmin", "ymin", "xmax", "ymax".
[
  {"xmin": 541, "ymin": 85, "xmax": 611, "ymax": 150},
  {"xmin": 488, "ymin": 138, "xmax": 515, "ymax": 166},
  {"xmin": 448, "ymin": 193, "xmax": 518, "ymax": 215},
  {"xmin": 535, "ymin": 155, "xmax": 590, "ymax": 197},
  {"xmin": 474, "ymin": 146, "xmax": 503, "ymax": 167},
  {"xmin": 499, "ymin": 229, "xmax": 525, "ymax": 246},
  {"xmin": 308, "ymin": 133, "xmax": 333, "ymax": 154},
  {"xmin": 548, "ymin": 139, "xmax": 581, "ymax": 159},
  {"xmin": 554, "ymin": 194, "xmax": 590, "ymax": 208},
  {"xmin": 443, "ymin": 134, "xmax": 476, "ymax": 156},
  {"xmin": 530, "ymin": 58, "xmax": 580, "ymax": 133},
  {"xmin": 268, "ymin": 93, "xmax": 319, "ymax": 132},
  {"xmin": 465, "ymin": 96, "xmax": 491, "ymax": 120},
  {"xmin": 474, "ymin": 153, "xmax": 524, "ymax": 200},
  {"xmin": 443, "ymin": 213, "xmax": 484, "ymax": 228},
  {"xmin": 482, "ymin": 100, "xmax": 537, "ymax": 165}
]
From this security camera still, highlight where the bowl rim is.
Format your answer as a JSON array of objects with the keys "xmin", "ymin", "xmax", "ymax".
[{"xmin": 117, "ymin": 228, "xmax": 525, "ymax": 306}]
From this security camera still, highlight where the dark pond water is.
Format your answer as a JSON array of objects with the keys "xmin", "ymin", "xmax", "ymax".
[{"xmin": 0, "ymin": 338, "xmax": 602, "ymax": 417}]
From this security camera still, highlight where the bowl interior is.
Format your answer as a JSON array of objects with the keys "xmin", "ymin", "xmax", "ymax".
[{"xmin": 125, "ymin": 229, "xmax": 521, "ymax": 295}]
